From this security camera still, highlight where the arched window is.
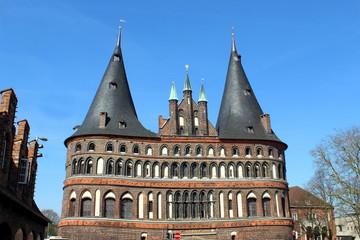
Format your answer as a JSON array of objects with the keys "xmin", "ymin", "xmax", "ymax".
[
  {"xmin": 75, "ymin": 143, "xmax": 81, "ymax": 152},
  {"xmin": 237, "ymin": 164, "xmax": 244, "ymax": 178},
  {"xmin": 106, "ymin": 143, "xmax": 113, "ymax": 152},
  {"xmin": 191, "ymin": 164, "xmax": 197, "ymax": 178},
  {"xmin": 256, "ymin": 147, "xmax": 263, "ymax": 157},
  {"xmin": 144, "ymin": 146, "xmax": 152, "ymax": 155},
  {"xmin": 208, "ymin": 192, "xmax": 214, "ymax": 218},
  {"xmin": 166, "ymin": 192, "xmax": 173, "ymax": 219},
  {"xmin": 245, "ymin": 163, "xmax": 252, "ymax": 178},
  {"xmin": 254, "ymin": 163, "xmax": 260, "ymax": 178},
  {"xmin": 86, "ymin": 159, "xmax": 93, "ymax": 174},
  {"xmin": 144, "ymin": 162, "xmax": 151, "ymax": 177},
  {"xmin": 208, "ymin": 147, "xmax": 214, "ymax": 156},
  {"xmin": 281, "ymin": 194, "xmax": 286, "ymax": 217},
  {"xmin": 161, "ymin": 146, "xmax": 168, "ymax": 156},
  {"xmin": 200, "ymin": 192, "xmax": 206, "ymax": 218},
  {"xmin": 174, "ymin": 146, "xmax": 180, "ymax": 156},
  {"xmin": 162, "ymin": 163, "xmax": 169, "ymax": 178},
  {"xmin": 115, "ymin": 160, "xmax": 122, "ymax": 175},
  {"xmin": 185, "ymin": 146, "xmax": 191, "ymax": 156},
  {"xmin": 121, "ymin": 198, "xmax": 133, "ymax": 218},
  {"xmin": 107, "ymin": 160, "xmax": 114, "ymax": 175},
  {"xmin": 268, "ymin": 148, "xmax": 274, "ymax": 158},
  {"xmin": 135, "ymin": 161, "xmax": 142, "ymax": 177},
  {"xmin": 210, "ymin": 164, "xmax": 217, "ymax": 178},
  {"xmin": 96, "ymin": 158, "xmax": 104, "ymax": 175},
  {"xmin": 181, "ymin": 163, "xmax": 188, "ymax": 178},
  {"xmin": 148, "ymin": 192, "xmax": 154, "ymax": 219},
  {"xmin": 69, "ymin": 198, "xmax": 76, "ymax": 217},
  {"xmin": 81, "ymin": 198, "xmax": 92, "ymax": 217},
  {"xmin": 78, "ymin": 159, "xmax": 85, "ymax": 174},
  {"xmin": 228, "ymin": 192, "xmax": 233, "ymax": 218},
  {"xmin": 220, "ymin": 147, "xmax": 226, "ymax": 157},
  {"xmin": 191, "ymin": 192, "xmax": 197, "ymax": 218},
  {"xmin": 228, "ymin": 164, "xmax": 235, "ymax": 178},
  {"xmin": 278, "ymin": 164, "xmax": 283, "ymax": 179},
  {"xmin": 138, "ymin": 193, "xmax": 144, "ymax": 218},
  {"xmin": 153, "ymin": 162, "xmax": 160, "ymax": 178},
  {"xmin": 232, "ymin": 147, "xmax": 239, "ymax": 156},
  {"xmin": 133, "ymin": 145, "xmax": 139, "ymax": 154},
  {"xmin": 72, "ymin": 159, "xmax": 77, "ymax": 175},
  {"xmin": 219, "ymin": 192, "xmax": 225, "ymax": 218},
  {"xmin": 262, "ymin": 197, "xmax": 271, "ymax": 217},
  {"xmin": 125, "ymin": 161, "xmax": 132, "ymax": 177},
  {"xmin": 245, "ymin": 147, "xmax": 251, "ymax": 157},
  {"xmin": 174, "ymin": 192, "xmax": 181, "ymax": 219},
  {"xmin": 120, "ymin": 144, "xmax": 126, "ymax": 153},
  {"xmin": 172, "ymin": 163, "xmax": 179, "ymax": 178},
  {"xmin": 183, "ymin": 192, "xmax": 189, "ymax": 219},
  {"xmin": 219, "ymin": 163, "xmax": 226, "ymax": 178},
  {"xmin": 200, "ymin": 163, "xmax": 207, "ymax": 178},
  {"xmin": 179, "ymin": 116, "xmax": 184, "ymax": 126},
  {"xmin": 194, "ymin": 117, "xmax": 199, "ymax": 127},
  {"xmin": 196, "ymin": 146, "xmax": 202, "ymax": 156},
  {"xmin": 104, "ymin": 198, "xmax": 115, "ymax": 218},
  {"xmin": 262, "ymin": 163, "xmax": 269, "ymax": 178},
  {"xmin": 88, "ymin": 142, "xmax": 95, "ymax": 151},
  {"xmin": 247, "ymin": 198, "xmax": 257, "ymax": 217}
]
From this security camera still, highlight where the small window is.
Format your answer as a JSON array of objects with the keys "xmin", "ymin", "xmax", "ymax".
[
  {"xmin": 194, "ymin": 117, "xmax": 199, "ymax": 127},
  {"xmin": 179, "ymin": 117, "xmax": 184, "ymax": 127},
  {"xmin": 109, "ymin": 81, "xmax": 117, "ymax": 89},
  {"xmin": 292, "ymin": 212, "xmax": 298, "ymax": 221},
  {"xmin": 196, "ymin": 146, "xmax": 202, "ymax": 156},
  {"xmin": 118, "ymin": 121, "xmax": 127, "ymax": 128},
  {"xmin": 208, "ymin": 147, "xmax": 214, "ymax": 156},
  {"xmin": 133, "ymin": 146, "xmax": 139, "ymax": 154},
  {"xmin": 220, "ymin": 147, "xmax": 225, "ymax": 157},
  {"xmin": 185, "ymin": 146, "xmax": 191, "ymax": 156},
  {"xmin": 232, "ymin": 147, "xmax": 238, "ymax": 156},
  {"xmin": 256, "ymin": 147, "xmax": 263, "ymax": 157},
  {"xmin": 113, "ymin": 55, "xmax": 120, "ymax": 62},
  {"xmin": 174, "ymin": 146, "xmax": 180, "ymax": 156},
  {"xmin": 247, "ymin": 126, "xmax": 254, "ymax": 133},
  {"xmin": 245, "ymin": 147, "xmax": 251, "ymax": 156},
  {"xmin": 18, "ymin": 158, "xmax": 29, "ymax": 184},
  {"xmin": 268, "ymin": 148, "xmax": 273, "ymax": 158},
  {"xmin": 120, "ymin": 145, "xmax": 126, "ymax": 153},
  {"xmin": 245, "ymin": 89, "xmax": 252, "ymax": 96},
  {"xmin": 146, "ymin": 146, "xmax": 152, "ymax": 155},
  {"xmin": 88, "ymin": 143, "xmax": 95, "ymax": 151},
  {"xmin": 75, "ymin": 144, "xmax": 81, "ymax": 152},
  {"xmin": 106, "ymin": 143, "xmax": 113, "ymax": 152},
  {"xmin": 161, "ymin": 146, "xmax": 168, "ymax": 156}
]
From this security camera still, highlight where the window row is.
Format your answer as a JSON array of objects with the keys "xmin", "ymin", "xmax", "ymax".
[
  {"xmin": 74, "ymin": 142, "xmax": 284, "ymax": 159},
  {"xmin": 71, "ymin": 158, "xmax": 286, "ymax": 180},
  {"xmin": 66, "ymin": 189, "xmax": 288, "ymax": 220}
]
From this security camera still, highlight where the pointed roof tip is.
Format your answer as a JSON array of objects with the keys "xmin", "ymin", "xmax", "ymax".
[
  {"xmin": 183, "ymin": 69, "xmax": 192, "ymax": 92},
  {"xmin": 114, "ymin": 27, "xmax": 122, "ymax": 55},
  {"xmin": 231, "ymin": 33, "xmax": 237, "ymax": 52},
  {"xmin": 169, "ymin": 80, "xmax": 178, "ymax": 101},
  {"xmin": 198, "ymin": 83, "xmax": 208, "ymax": 102}
]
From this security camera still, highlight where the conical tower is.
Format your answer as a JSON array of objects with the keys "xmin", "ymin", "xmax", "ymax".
[
  {"xmin": 69, "ymin": 30, "xmax": 157, "ymax": 139},
  {"xmin": 216, "ymin": 34, "xmax": 281, "ymax": 142}
]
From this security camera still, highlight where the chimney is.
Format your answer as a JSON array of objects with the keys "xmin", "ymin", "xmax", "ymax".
[{"xmin": 260, "ymin": 114, "xmax": 272, "ymax": 134}]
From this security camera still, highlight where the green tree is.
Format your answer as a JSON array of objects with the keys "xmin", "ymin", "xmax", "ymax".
[
  {"xmin": 309, "ymin": 126, "xmax": 360, "ymax": 238},
  {"xmin": 41, "ymin": 209, "xmax": 60, "ymax": 237}
]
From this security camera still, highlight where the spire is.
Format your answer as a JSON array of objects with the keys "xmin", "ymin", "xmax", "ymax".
[
  {"xmin": 169, "ymin": 81, "xmax": 178, "ymax": 101},
  {"xmin": 69, "ymin": 30, "xmax": 157, "ymax": 139},
  {"xmin": 183, "ymin": 65, "xmax": 192, "ymax": 92},
  {"xmin": 198, "ymin": 83, "xmax": 207, "ymax": 102},
  {"xmin": 216, "ymin": 34, "xmax": 282, "ymax": 142}
]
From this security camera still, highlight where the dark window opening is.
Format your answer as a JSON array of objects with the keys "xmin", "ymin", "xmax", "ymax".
[
  {"xmin": 262, "ymin": 198, "xmax": 271, "ymax": 217},
  {"xmin": 133, "ymin": 146, "xmax": 139, "ymax": 154},
  {"xmin": 104, "ymin": 198, "xmax": 115, "ymax": 218},
  {"xmin": 106, "ymin": 144, "xmax": 113, "ymax": 152},
  {"xmin": 121, "ymin": 199, "xmax": 133, "ymax": 218},
  {"xmin": 120, "ymin": 145, "xmax": 126, "ymax": 153},
  {"xmin": 119, "ymin": 121, "xmax": 127, "ymax": 128},
  {"xmin": 245, "ymin": 89, "xmax": 252, "ymax": 96},
  {"xmin": 88, "ymin": 143, "xmax": 95, "ymax": 151},
  {"xmin": 75, "ymin": 144, "xmax": 81, "ymax": 152},
  {"xmin": 81, "ymin": 198, "xmax": 92, "ymax": 217},
  {"xmin": 247, "ymin": 198, "xmax": 257, "ymax": 217},
  {"xmin": 246, "ymin": 126, "xmax": 254, "ymax": 133},
  {"xmin": 109, "ymin": 81, "xmax": 117, "ymax": 89}
]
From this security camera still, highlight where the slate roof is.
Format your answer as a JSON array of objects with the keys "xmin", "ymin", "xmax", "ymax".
[
  {"xmin": 69, "ymin": 31, "xmax": 157, "ymax": 139},
  {"xmin": 216, "ymin": 36, "xmax": 283, "ymax": 142}
]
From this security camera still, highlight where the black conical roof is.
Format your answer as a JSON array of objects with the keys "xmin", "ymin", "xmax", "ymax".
[
  {"xmin": 69, "ymin": 32, "xmax": 157, "ymax": 139},
  {"xmin": 216, "ymin": 37, "xmax": 282, "ymax": 142}
]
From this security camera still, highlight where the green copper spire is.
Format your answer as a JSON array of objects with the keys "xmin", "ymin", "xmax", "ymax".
[
  {"xmin": 183, "ymin": 65, "xmax": 192, "ymax": 92},
  {"xmin": 169, "ymin": 81, "xmax": 178, "ymax": 101},
  {"xmin": 198, "ymin": 83, "xmax": 207, "ymax": 102}
]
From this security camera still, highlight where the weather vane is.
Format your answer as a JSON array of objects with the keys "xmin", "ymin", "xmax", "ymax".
[
  {"xmin": 201, "ymin": 77, "xmax": 205, "ymax": 84},
  {"xmin": 185, "ymin": 64, "xmax": 190, "ymax": 72},
  {"xmin": 232, "ymin": 26, "xmax": 236, "ymax": 36}
]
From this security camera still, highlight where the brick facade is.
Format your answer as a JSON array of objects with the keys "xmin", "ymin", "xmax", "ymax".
[
  {"xmin": 0, "ymin": 89, "xmax": 48, "ymax": 240},
  {"xmin": 59, "ymin": 33, "xmax": 294, "ymax": 240}
]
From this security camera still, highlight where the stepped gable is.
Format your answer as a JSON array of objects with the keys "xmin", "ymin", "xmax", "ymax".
[{"xmin": 69, "ymin": 31, "xmax": 157, "ymax": 139}]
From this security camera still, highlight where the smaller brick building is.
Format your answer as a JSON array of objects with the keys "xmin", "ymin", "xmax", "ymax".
[
  {"xmin": 289, "ymin": 186, "xmax": 336, "ymax": 240},
  {"xmin": 0, "ymin": 88, "xmax": 49, "ymax": 240}
]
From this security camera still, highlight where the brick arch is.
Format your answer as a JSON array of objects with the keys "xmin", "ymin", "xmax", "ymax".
[{"xmin": 14, "ymin": 227, "xmax": 26, "ymax": 240}]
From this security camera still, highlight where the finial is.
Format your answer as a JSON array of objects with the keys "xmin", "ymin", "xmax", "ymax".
[
  {"xmin": 231, "ymin": 27, "xmax": 237, "ymax": 52},
  {"xmin": 201, "ymin": 77, "xmax": 205, "ymax": 84},
  {"xmin": 119, "ymin": 19, "xmax": 126, "ymax": 30},
  {"xmin": 116, "ymin": 19, "xmax": 126, "ymax": 47},
  {"xmin": 185, "ymin": 64, "xmax": 190, "ymax": 72}
]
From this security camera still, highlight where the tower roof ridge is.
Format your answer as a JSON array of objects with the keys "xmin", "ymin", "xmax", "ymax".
[
  {"xmin": 169, "ymin": 80, "xmax": 178, "ymax": 101},
  {"xmin": 198, "ymin": 83, "xmax": 207, "ymax": 102}
]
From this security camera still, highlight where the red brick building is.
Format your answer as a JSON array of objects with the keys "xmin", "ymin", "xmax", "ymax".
[
  {"xmin": 289, "ymin": 186, "xmax": 336, "ymax": 240},
  {"xmin": 0, "ymin": 89, "xmax": 48, "ymax": 240},
  {"xmin": 58, "ymin": 31, "xmax": 293, "ymax": 240}
]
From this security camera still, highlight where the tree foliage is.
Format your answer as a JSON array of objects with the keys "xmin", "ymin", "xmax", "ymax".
[
  {"xmin": 309, "ymin": 126, "xmax": 360, "ymax": 237},
  {"xmin": 41, "ymin": 209, "xmax": 60, "ymax": 236}
]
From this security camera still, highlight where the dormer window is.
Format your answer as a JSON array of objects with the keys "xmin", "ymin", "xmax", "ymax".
[
  {"xmin": 113, "ymin": 55, "xmax": 120, "ymax": 62},
  {"xmin": 247, "ymin": 126, "xmax": 254, "ymax": 133},
  {"xmin": 109, "ymin": 81, "xmax": 117, "ymax": 89},
  {"xmin": 245, "ymin": 89, "xmax": 252, "ymax": 96},
  {"xmin": 119, "ymin": 121, "xmax": 127, "ymax": 128}
]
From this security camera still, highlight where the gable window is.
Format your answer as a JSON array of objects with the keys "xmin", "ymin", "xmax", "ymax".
[{"xmin": 18, "ymin": 158, "xmax": 30, "ymax": 184}]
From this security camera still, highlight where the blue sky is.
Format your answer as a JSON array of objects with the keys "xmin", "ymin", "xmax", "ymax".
[{"xmin": 1, "ymin": 1, "xmax": 359, "ymax": 215}]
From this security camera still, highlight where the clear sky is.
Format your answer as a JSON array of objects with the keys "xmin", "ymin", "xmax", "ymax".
[{"xmin": 1, "ymin": 1, "xmax": 359, "ymax": 215}]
